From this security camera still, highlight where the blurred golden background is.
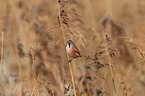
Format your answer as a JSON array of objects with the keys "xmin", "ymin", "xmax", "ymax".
[{"xmin": 0, "ymin": 0, "xmax": 145, "ymax": 96}]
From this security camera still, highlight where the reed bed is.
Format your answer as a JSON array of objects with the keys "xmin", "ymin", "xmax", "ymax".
[{"xmin": 0, "ymin": 0, "xmax": 145, "ymax": 96}]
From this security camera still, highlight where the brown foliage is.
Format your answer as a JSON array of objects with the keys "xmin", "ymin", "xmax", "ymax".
[{"xmin": 0, "ymin": 0, "xmax": 145, "ymax": 96}]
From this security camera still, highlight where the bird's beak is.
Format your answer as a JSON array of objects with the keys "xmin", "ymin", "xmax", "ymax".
[{"xmin": 65, "ymin": 43, "xmax": 68, "ymax": 48}]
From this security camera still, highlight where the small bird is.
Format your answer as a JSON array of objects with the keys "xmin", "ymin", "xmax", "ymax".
[{"xmin": 65, "ymin": 40, "xmax": 96, "ymax": 63}]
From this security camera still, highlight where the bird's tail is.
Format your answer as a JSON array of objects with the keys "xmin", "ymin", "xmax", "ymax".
[{"xmin": 80, "ymin": 54, "xmax": 96, "ymax": 62}]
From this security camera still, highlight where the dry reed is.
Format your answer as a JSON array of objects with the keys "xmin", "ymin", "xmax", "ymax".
[{"xmin": 0, "ymin": 0, "xmax": 145, "ymax": 96}]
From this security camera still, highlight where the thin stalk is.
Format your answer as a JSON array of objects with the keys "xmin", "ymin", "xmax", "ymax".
[
  {"xmin": 56, "ymin": 1, "xmax": 77, "ymax": 96},
  {"xmin": 105, "ymin": 0, "xmax": 116, "ymax": 95},
  {"xmin": 0, "ymin": 32, "xmax": 4, "ymax": 81}
]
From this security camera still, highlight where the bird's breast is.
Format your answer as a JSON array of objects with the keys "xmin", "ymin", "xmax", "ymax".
[{"xmin": 65, "ymin": 44, "xmax": 72, "ymax": 54}]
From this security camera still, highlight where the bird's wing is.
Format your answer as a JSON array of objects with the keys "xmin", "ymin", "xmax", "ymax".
[{"xmin": 74, "ymin": 48, "xmax": 81, "ymax": 57}]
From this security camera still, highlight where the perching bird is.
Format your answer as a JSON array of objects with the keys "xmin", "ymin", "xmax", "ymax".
[{"xmin": 65, "ymin": 40, "xmax": 95, "ymax": 63}]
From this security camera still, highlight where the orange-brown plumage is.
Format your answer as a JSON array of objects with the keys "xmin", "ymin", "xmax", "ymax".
[{"xmin": 65, "ymin": 40, "xmax": 95, "ymax": 62}]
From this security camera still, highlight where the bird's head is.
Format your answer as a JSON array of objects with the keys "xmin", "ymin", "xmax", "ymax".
[{"xmin": 65, "ymin": 40, "xmax": 74, "ymax": 53}]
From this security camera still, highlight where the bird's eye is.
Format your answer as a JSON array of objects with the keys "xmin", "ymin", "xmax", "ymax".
[{"xmin": 68, "ymin": 43, "xmax": 71, "ymax": 48}]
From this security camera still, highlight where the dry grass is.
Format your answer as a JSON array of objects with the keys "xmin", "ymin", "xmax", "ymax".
[{"xmin": 0, "ymin": 0, "xmax": 145, "ymax": 96}]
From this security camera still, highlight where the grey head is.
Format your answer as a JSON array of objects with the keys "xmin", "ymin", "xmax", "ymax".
[
  {"xmin": 67, "ymin": 40, "xmax": 74, "ymax": 45},
  {"xmin": 65, "ymin": 40, "xmax": 74, "ymax": 51}
]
